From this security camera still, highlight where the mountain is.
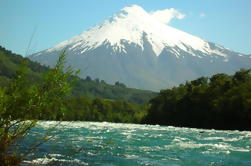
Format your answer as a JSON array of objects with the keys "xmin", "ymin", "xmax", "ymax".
[
  {"xmin": 0, "ymin": 46, "xmax": 157, "ymax": 104},
  {"xmin": 30, "ymin": 5, "xmax": 251, "ymax": 91}
]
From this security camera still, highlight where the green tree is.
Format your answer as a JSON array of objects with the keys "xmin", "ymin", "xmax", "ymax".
[
  {"xmin": 143, "ymin": 69, "xmax": 251, "ymax": 130},
  {"xmin": 0, "ymin": 52, "xmax": 77, "ymax": 166}
]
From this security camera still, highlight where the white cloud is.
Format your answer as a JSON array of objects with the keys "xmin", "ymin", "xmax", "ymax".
[
  {"xmin": 150, "ymin": 8, "xmax": 186, "ymax": 24},
  {"xmin": 199, "ymin": 13, "xmax": 206, "ymax": 18}
]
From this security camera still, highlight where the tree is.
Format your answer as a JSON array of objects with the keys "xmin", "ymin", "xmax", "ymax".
[
  {"xmin": 85, "ymin": 76, "xmax": 92, "ymax": 81},
  {"xmin": 115, "ymin": 81, "xmax": 126, "ymax": 88},
  {"xmin": 0, "ymin": 51, "xmax": 78, "ymax": 166},
  {"xmin": 143, "ymin": 69, "xmax": 251, "ymax": 130},
  {"xmin": 233, "ymin": 69, "xmax": 251, "ymax": 84}
]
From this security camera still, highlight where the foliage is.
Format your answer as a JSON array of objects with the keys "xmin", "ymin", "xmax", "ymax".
[
  {"xmin": 62, "ymin": 96, "xmax": 148, "ymax": 123},
  {"xmin": 0, "ymin": 46, "xmax": 151, "ymax": 124},
  {"xmin": 0, "ymin": 51, "xmax": 77, "ymax": 165},
  {"xmin": 1, "ymin": 46, "xmax": 251, "ymax": 131},
  {"xmin": 73, "ymin": 77, "xmax": 156, "ymax": 105},
  {"xmin": 143, "ymin": 69, "xmax": 251, "ymax": 131}
]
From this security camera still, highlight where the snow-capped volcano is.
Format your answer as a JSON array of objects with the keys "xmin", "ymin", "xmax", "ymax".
[
  {"xmin": 30, "ymin": 5, "xmax": 251, "ymax": 91},
  {"xmin": 46, "ymin": 5, "xmax": 210, "ymax": 57}
]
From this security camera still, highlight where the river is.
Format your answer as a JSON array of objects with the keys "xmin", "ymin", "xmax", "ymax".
[{"xmin": 20, "ymin": 121, "xmax": 251, "ymax": 166}]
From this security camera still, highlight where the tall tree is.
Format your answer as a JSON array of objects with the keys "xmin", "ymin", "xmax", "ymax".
[{"xmin": 0, "ymin": 52, "xmax": 78, "ymax": 166}]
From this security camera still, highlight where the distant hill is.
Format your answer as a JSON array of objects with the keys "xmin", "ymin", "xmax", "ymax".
[
  {"xmin": 0, "ymin": 46, "xmax": 48, "ymax": 86},
  {"xmin": 0, "ymin": 46, "xmax": 157, "ymax": 104}
]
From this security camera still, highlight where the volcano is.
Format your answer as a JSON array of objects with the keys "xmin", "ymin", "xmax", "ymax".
[{"xmin": 30, "ymin": 5, "xmax": 251, "ymax": 91}]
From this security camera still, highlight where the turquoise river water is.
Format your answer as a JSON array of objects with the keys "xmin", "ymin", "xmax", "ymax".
[{"xmin": 21, "ymin": 121, "xmax": 251, "ymax": 166}]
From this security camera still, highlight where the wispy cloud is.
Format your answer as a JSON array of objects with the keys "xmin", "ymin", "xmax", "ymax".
[
  {"xmin": 150, "ymin": 8, "xmax": 186, "ymax": 24},
  {"xmin": 199, "ymin": 13, "xmax": 206, "ymax": 18}
]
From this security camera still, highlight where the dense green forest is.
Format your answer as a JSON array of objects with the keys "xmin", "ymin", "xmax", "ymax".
[
  {"xmin": 0, "ymin": 46, "xmax": 152, "ymax": 123},
  {"xmin": 1, "ymin": 46, "xmax": 251, "ymax": 130},
  {"xmin": 143, "ymin": 69, "xmax": 251, "ymax": 130},
  {"xmin": 62, "ymin": 97, "xmax": 147, "ymax": 123},
  {"xmin": 73, "ymin": 77, "xmax": 156, "ymax": 105}
]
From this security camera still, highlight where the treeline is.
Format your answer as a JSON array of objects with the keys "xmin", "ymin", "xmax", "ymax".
[
  {"xmin": 0, "ymin": 46, "xmax": 48, "ymax": 86},
  {"xmin": 73, "ymin": 76, "xmax": 157, "ymax": 105},
  {"xmin": 1, "ymin": 46, "xmax": 251, "ymax": 130},
  {"xmin": 0, "ymin": 46, "xmax": 150, "ymax": 124},
  {"xmin": 61, "ymin": 97, "xmax": 147, "ymax": 123},
  {"xmin": 143, "ymin": 69, "xmax": 251, "ymax": 130}
]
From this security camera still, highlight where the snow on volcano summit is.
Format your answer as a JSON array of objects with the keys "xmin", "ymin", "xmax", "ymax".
[{"xmin": 46, "ymin": 5, "xmax": 214, "ymax": 57}]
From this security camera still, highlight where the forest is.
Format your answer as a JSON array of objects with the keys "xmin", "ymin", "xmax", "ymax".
[
  {"xmin": 0, "ymin": 46, "xmax": 152, "ymax": 124},
  {"xmin": 143, "ymin": 69, "xmax": 251, "ymax": 130},
  {"xmin": 1, "ymin": 45, "xmax": 251, "ymax": 129}
]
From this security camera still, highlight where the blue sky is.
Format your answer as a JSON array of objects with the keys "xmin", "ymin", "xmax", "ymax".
[{"xmin": 1, "ymin": 0, "xmax": 251, "ymax": 56}]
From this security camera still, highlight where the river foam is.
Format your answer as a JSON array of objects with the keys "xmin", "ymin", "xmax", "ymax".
[{"xmin": 20, "ymin": 121, "xmax": 251, "ymax": 166}]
